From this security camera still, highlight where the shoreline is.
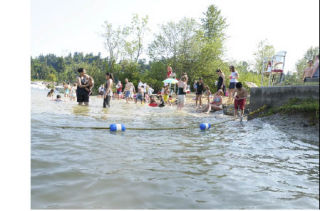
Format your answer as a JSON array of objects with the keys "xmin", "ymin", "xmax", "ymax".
[{"xmin": 258, "ymin": 113, "xmax": 319, "ymax": 142}]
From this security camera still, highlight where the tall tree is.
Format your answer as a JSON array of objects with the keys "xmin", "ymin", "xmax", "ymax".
[
  {"xmin": 122, "ymin": 14, "xmax": 149, "ymax": 62},
  {"xmin": 253, "ymin": 40, "xmax": 275, "ymax": 74},
  {"xmin": 101, "ymin": 21, "xmax": 124, "ymax": 71},
  {"xmin": 201, "ymin": 4, "xmax": 227, "ymax": 41},
  {"xmin": 148, "ymin": 17, "xmax": 199, "ymax": 73}
]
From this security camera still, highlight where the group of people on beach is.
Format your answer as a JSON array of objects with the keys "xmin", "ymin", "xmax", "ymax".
[{"xmin": 47, "ymin": 65, "xmax": 248, "ymax": 118}]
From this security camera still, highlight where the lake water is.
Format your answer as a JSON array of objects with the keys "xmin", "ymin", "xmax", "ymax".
[{"xmin": 31, "ymin": 86, "xmax": 319, "ymax": 209}]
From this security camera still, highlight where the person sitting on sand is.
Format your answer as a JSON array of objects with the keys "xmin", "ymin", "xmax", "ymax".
[
  {"xmin": 212, "ymin": 90, "xmax": 223, "ymax": 109},
  {"xmin": 234, "ymin": 82, "xmax": 248, "ymax": 118},
  {"xmin": 47, "ymin": 89, "xmax": 54, "ymax": 98},
  {"xmin": 200, "ymin": 87, "xmax": 222, "ymax": 113}
]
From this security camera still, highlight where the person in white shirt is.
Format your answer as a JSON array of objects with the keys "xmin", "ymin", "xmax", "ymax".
[{"xmin": 228, "ymin": 65, "xmax": 239, "ymax": 103}]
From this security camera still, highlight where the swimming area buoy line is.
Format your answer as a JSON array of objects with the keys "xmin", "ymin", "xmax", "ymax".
[
  {"xmin": 58, "ymin": 118, "xmax": 238, "ymax": 132},
  {"xmin": 56, "ymin": 104, "xmax": 263, "ymax": 133}
]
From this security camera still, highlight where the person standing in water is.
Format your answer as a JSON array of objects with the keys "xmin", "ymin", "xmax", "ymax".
[
  {"xmin": 195, "ymin": 78, "xmax": 204, "ymax": 108},
  {"xmin": 69, "ymin": 83, "xmax": 77, "ymax": 101},
  {"xmin": 76, "ymin": 68, "xmax": 92, "ymax": 106},
  {"xmin": 63, "ymin": 82, "xmax": 70, "ymax": 98},
  {"xmin": 123, "ymin": 78, "xmax": 131, "ymax": 103},
  {"xmin": 116, "ymin": 81, "xmax": 123, "ymax": 100},
  {"xmin": 177, "ymin": 76, "xmax": 187, "ymax": 110},
  {"xmin": 103, "ymin": 72, "xmax": 114, "ymax": 108},
  {"xmin": 234, "ymin": 82, "xmax": 248, "ymax": 118}
]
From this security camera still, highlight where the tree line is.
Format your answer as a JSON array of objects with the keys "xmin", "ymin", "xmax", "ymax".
[{"xmin": 31, "ymin": 4, "xmax": 315, "ymax": 94}]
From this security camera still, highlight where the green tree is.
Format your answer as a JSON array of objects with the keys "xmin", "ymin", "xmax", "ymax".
[
  {"xmin": 101, "ymin": 21, "xmax": 124, "ymax": 71},
  {"xmin": 253, "ymin": 39, "xmax": 275, "ymax": 74},
  {"xmin": 201, "ymin": 4, "xmax": 227, "ymax": 41}
]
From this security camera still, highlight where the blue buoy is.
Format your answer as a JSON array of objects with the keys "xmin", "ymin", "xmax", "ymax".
[
  {"xmin": 200, "ymin": 123, "xmax": 211, "ymax": 130},
  {"xmin": 110, "ymin": 124, "xmax": 126, "ymax": 132}
]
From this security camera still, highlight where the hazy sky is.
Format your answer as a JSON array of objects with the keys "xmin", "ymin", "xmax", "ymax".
[{"xmin": 31, "ymin": 0, "xmax": 319, "ymax": 72}]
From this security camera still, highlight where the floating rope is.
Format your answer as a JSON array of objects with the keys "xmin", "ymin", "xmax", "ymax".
[
  {"xmin": 57, "ymin": 118, "xmax": 236, "ymax": 131},
  {"xmin": 57, "ymin": 105, "xmax": 272, "ymax": 132}
]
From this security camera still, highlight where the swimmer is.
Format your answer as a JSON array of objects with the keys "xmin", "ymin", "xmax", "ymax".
[
  {"xmin": 54, "ymin": 95, "xmax": 62, "ymax": 102},
  {"xmin": 47, "ymin": 89, "xmax": 54, "ymax": 98}
]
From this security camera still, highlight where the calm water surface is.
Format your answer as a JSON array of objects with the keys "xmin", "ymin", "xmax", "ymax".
[{"xmin": 31, "ymin": 87, "xmax": 319, "ymax": 209}]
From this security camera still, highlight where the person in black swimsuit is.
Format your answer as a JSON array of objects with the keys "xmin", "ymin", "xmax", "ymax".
[
  {"xmin": 196, "ymin": 77, "xmax": 204, "ymax": 107},
  {"xmin": 216, "ymin": 69, "xmax": 226, "ymax": 94},
  {"xmin": 76, "ymin": 68, "xmax": 92, "ymax": 106}
]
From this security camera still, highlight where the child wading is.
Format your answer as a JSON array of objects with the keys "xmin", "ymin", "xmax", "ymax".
[
  {"xmin": 103, "ymin": 73, "xmax": 114, "ymax": 108},
  {"xmin": 196, "ymin": 78, "xmax": 204, "ymax": 107},
  {"xmin": 234, "ymin": 82, "xmax": 248, "ymax": 118}
]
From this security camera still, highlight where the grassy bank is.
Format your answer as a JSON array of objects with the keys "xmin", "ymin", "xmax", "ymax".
[{"xmin": 257, "ymin": 98, "xmax": 319, "ymax": 125}]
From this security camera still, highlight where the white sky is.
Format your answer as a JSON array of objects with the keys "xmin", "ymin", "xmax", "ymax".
[{"xmin": 31, "ymin": 0, "xmax": 319, "ymax": 72}]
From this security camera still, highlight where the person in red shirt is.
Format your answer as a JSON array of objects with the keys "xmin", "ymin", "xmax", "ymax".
[
  {"xmin": 116, "ymin": 81, "xmax": 123, "ymax": 100},
  {"xmin": 167, "ymin": 65, "xmax": 172, "ymax": 78}
]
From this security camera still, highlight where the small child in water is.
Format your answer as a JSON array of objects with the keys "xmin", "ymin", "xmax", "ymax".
[
  {"xmin": 85, "ymin": 77, "xmax": 94, "ymax": 95},
  {"xmin": 54, "ymin": 95, "xmax": 62, "ymax": 102},
  {"xmin": 158, "ymin": 95, "xmax": 165, "ymax": 108},
  {"xmin": 47, "ymin": 89, "xmax": 54, "ymax": 98},
  {"xmin": 234, "ymin": 82, "xmax": 248, "ymax": 118}
]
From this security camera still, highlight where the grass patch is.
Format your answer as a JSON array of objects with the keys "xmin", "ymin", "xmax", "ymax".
[{"xmin": 259, "ymin": 98, "xmax": 319, "ymax": 124}]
